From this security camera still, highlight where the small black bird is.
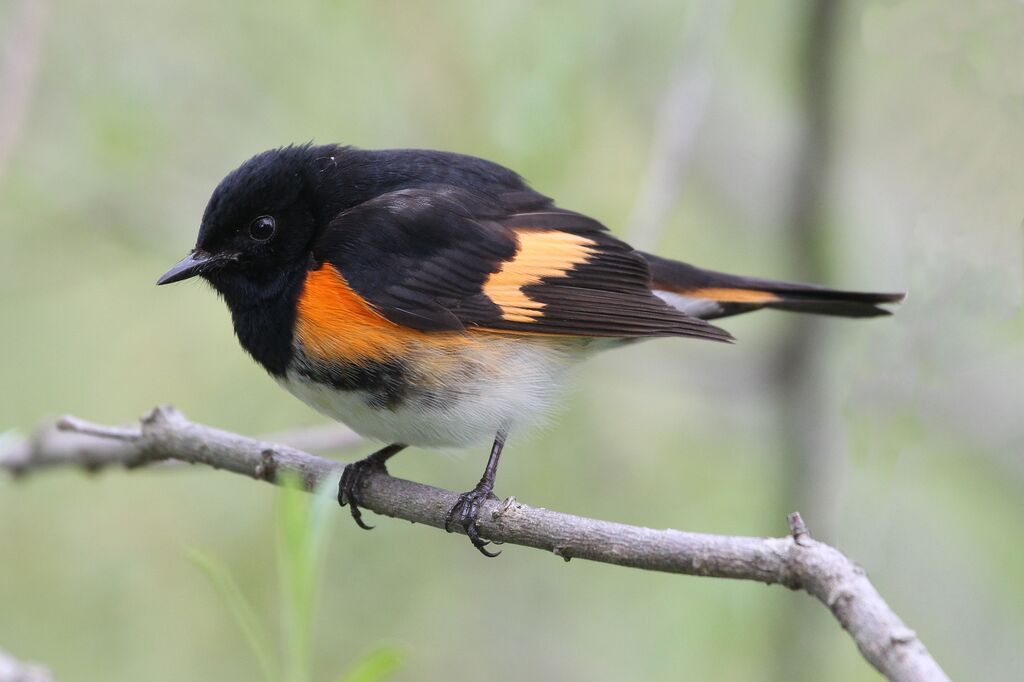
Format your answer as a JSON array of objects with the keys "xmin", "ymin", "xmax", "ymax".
[{"xmin": 158, "ymin": 144, "xmax": 903, "ymax": 556}]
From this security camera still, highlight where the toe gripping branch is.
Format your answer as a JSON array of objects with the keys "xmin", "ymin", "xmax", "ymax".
[
  {"xmin": 338, "ymin": 443, "xmax": 406, "ymax": 530},
  {"xmin": 444, "ymin": 432, "xmax": 507, "ymax": 558},
  {"xmin": 445, "ymin": 483, "xmax": 502, "ymax": 557},
  {"xmin": 338, "ymin": 433, "xmax": 509, "ymax": 558}
]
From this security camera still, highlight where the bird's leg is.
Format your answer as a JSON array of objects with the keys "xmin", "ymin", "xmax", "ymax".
[
  {"xmin": 338, "ymin": 443, "xmax": 406, "ymax": 530},
  {"xmin": 445, "ymin": 431, "xmax": 507, "ymax": 557}
]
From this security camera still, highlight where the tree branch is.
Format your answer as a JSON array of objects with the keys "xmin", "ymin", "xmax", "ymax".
[
  {"xmin": 0, "ymin": 648, "xmax": 53, "ymax": 682},
  {"xmin": 626, "ymin": 0, "xmax": 731, "ymax": 251},
  {"xmin": 773, "ymin": 1, "xmax": 849, "ymax": 677},
  {"xmin": 0, "ymin": 0, "xmax": 51, "ymax": 186},
  {"xmin": 0, "ymin": 406, "xmax": 949, "ymax": 682}
]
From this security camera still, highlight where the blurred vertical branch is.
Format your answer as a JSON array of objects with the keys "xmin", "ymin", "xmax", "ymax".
[
  {"xmin": 0, "ymin": 0, "xmax": 51, "ymax": 186},
  {"xmin": 627, "ymin": 0, "xmax": 731, "ymax": 251},
  {"xmin": 774, "ymin": 1, "xmax": 847, "ymax": 680}
]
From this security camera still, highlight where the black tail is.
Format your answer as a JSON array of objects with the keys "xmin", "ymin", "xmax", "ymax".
[{"xmin": 642, "ymin": 253, "xmax": 905, "ymax": 321}]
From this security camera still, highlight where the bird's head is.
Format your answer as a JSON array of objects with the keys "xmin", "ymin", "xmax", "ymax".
[{"xmin": 157, "ymin": 144, "xmax": 343, "ymax": 296}]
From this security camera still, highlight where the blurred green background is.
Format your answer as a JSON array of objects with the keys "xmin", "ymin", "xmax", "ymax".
[{"xmin": 1, "ymin": 0, "xmax": 1022, "ymax": 680}]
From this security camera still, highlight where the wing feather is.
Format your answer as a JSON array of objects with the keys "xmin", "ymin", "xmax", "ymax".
[{"xmin": 314, "ymin": 185, "xmax": 731, "ymax": 342}]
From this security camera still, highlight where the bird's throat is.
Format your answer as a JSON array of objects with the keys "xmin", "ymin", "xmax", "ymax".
[{"xmin": 216, "ymin": 261, "xmax": 307, "ymax": 377}]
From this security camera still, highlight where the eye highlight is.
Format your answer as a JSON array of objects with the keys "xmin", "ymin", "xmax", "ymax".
[{"xmin": 248, "ymin": 215, "xmax": 276, "ymax": 242}]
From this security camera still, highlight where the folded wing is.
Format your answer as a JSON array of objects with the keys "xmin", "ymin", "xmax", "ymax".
[{"xmin": 314, "ymin": 186, "xmax": 731, "ymax": 342}]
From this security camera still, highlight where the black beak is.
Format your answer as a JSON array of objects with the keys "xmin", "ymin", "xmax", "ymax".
[{"xmin": 157, "ymin": 250, "xmax": 217, "ymax": 285}]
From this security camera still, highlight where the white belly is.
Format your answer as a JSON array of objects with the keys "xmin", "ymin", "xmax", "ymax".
[{"xmin": 279, "ymin": 337, "xmax": 584, "ymax": 448}]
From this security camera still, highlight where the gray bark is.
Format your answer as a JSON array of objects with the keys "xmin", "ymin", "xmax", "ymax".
[{"xmin": 1, "ymin": 406, "xmax": 949, "ymax": 682}]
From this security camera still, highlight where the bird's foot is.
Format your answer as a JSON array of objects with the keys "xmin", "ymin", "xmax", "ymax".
[
  {"xmin": 445, "ymin": 483, "xmax": 502, "ymax": 557},
  {"xmin": 338, "ymin": 455, "xmax": 390, "ymax": 530}
]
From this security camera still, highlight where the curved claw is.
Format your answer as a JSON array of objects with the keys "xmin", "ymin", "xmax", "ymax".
[
  {"xmin": 443, "ymin": 502, "xmax": 460, "ymax": 533},
  {"xmin": 348, "ymin": 505, "xmax": 374, "ymax": 531},
  {"xmin": 338, "ymin": 459, "xmax": 388, "ymax": 531},
  {"xmin": 445, "ymin": 487, "xmax": 501, "ymax": 558},
  {"xmin": 472, "ymin": 539, "xmax": 501, "ymax": 558}
]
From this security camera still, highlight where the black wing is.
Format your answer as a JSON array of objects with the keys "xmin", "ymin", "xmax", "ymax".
[{"xmin": 313, "ymin": 185, "xmax": 731, "ymax": 342}]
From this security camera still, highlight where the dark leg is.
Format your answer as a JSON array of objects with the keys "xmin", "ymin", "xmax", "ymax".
[
  {"xmin": 338, "ymin": 443, "xmax": 406, "ymax": 530},
  {"xmin": 445, "ymin": 431, "xmax": 507, "ymax": 557}
]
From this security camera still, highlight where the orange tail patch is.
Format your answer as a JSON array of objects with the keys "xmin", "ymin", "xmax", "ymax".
[{"xmin": 680, "ymin": 287, "xmax": 781, "ymax": 304}]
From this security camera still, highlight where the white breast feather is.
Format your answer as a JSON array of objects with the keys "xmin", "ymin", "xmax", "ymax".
[{"xmin": 279, "ymin": 337, "xmax": 584, "ymax": 448}]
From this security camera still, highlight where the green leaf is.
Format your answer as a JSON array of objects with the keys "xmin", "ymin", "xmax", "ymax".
[
  {"xmin": 276, "ymin": 471, "xmax": 339, "ymax": 682},
  {"xmin": 185, "ymin": 547, "xmax": 279, "ymax": 682},
  {"xmin": 339, "ymin": 646, "xmax": 405, "ymax": 682}
]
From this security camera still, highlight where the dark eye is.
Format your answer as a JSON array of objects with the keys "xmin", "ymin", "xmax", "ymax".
[{"xmin": 248, "ymin": 215, "xmax": 276, "ymax": 242}]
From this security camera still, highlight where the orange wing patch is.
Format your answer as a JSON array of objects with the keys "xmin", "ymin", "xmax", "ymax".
[
  {"xmin": 683, "ymin": 287, "xmax": 781, "ymax": 304},
  {"xmin": 482, "ymin": 229, "xmax": 597, "ymax": 322},
  {"xmin": 296, "ymin": 264, "xmax": 422, "ymax": 363}
]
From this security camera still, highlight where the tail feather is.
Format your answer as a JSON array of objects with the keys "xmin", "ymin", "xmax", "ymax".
[{"xmin": 642, "ymin": 253, "xmax": 905, "ymax": 321}]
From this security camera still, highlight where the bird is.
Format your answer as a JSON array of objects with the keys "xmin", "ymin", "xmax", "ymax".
[{"xmin": 157, "ymin": 143, "xmax": 904, "ymax": 556}]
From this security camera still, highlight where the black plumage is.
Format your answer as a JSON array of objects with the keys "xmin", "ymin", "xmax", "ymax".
[{"xmin": 158, "ymin": 143, "xmax": 904, "ymax": 557}]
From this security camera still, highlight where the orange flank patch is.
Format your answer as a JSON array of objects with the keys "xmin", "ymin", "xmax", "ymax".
[
  {"xmin": 684, "ymin": 287, "xmax": 781, "ymax": 304},
  {"xmin": 296, "ymin": 265, "xmax": 414, "ymax": 362},
  {"xmin": 296, "ymin": 263, "xmax": 572, "ymax": 364},
  {"xmin": 482, "ymin": 229, "xmax": 596, "ymax": 322},
  {"xmin": 295, "ymin": 264, "xmax": 486, "ymax": 365}
]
